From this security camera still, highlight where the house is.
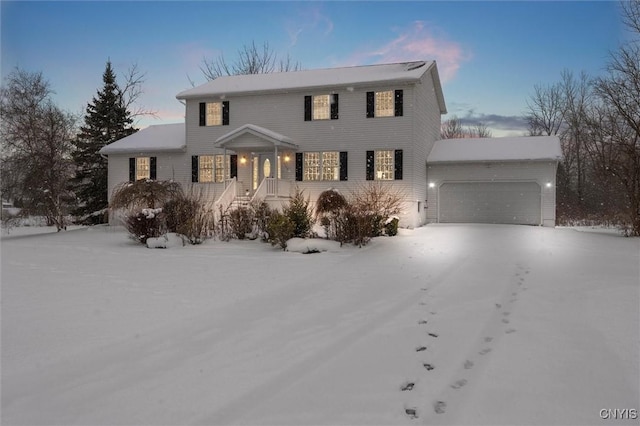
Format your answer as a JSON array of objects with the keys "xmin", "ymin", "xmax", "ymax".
[{"xmin": 100, "ymin": 60, "xmax": 561, "ymax": 228}]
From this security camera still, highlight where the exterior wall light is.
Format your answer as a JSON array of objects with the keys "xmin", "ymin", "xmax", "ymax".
[
  {"xmin": 240, "ymin": 155, "xmax": 247, "ymax": 165},
  {"xmin": 429, "ymin": 182, "xmax": 436, "ymax": 188},
  {"xmin": 546, "ymin": 182, "xmax": 553, "ymax": 188}
]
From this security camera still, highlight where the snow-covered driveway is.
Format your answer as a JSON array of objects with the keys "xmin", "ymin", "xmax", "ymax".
[{"xmin": 2, "ymin": 224, "xmax": 638, "ymax": 425}]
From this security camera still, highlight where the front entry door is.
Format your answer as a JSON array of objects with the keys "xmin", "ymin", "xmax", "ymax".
[{"xmin": 252, "ymin": 153, "xmax": 276, "ymax": 193}]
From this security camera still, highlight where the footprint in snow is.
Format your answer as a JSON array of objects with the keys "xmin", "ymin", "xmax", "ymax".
[
  {"xmin": 428, "ymin": 332, "xmax": 439, "ymax": 338},
  {"xmin": 464, "ymin": 360, "xmax": 474, "ymax": 369},
  {"xmin": 502, "ymin": 312, "xmax": 510, "ymax": 316},
  {"xmin": 423, "ymin": 363, "xmax": 435, "ymax": 371},
  {"xmin": 416, "ymin": 346, "xmax": 427, "ymax": 352},
  {"xmin": 400, "ymin": 381, "xmax": 415, "ymax": 391},
  {"xmin": 434, "ymin": 401, "xmax": 447, "ymax": 414},
  {"xmin": 506, "ymin": 328, "xmax": 517, "ymax": 334},
  {"xmin": 418, "ymin": 319, "xmax": 428, "ymax": 325},
  {"xmin": 495, "ymin": 303, "xmax": 502, "ymax": 309},
  {"xmin": 479, "ymin": 348, "xmax": 492, "ymax": 355},
  {"xmin": 502, "ymin": 318, "xmax": 510, "ymax": 324},
  {"xmin": 419, "ymin": 301, "xmax": 427, "ymax": 306},
  {"xmin": 405, "ymin": 407, "xmax": 419, "ymax": 419},
  {"xmin": 451, "ymin": 379, "xmax": 467, "ymax": 389},
  {"xmin": 484, "ymin": 336, "xmax": 493, "ymax": 343}
]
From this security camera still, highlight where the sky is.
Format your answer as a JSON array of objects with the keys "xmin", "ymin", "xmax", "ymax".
[{"xmin": 1, "ymin": 0, "xmax": 627, "ymax": 137}]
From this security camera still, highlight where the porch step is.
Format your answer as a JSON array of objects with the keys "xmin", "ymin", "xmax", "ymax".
[{"xmin": 231, "ymin": 196, "xmax": 251, "ymax": 210}]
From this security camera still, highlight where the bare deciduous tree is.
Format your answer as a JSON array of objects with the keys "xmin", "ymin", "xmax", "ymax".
[
  {"xmin": 201, "ymin": 41, "xmax": 301, "ymax": 80},
  {"xmin": 440, "ymin": 115, "xmax": 492, "ymax": 138},
  {"xmin": 0, "ymin": 68, "xmax": 77, "ymax": 230}
]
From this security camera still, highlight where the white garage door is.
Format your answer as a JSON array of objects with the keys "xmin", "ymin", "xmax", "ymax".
[{"xmin": 439, "ymin": 182, "xmax": 541, "ymax": 225}]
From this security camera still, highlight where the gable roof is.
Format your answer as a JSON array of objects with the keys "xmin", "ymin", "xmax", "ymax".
[
  {"xmin": 177, "ymin": 61, "xmax": 447, "ymax": 114},
  {"xmin": 427, "ymin": 136, "xmax": 562, "ymax": 163},
  {"xmin": 215, "ymin": 124, "xmax": 298, "ymax": 150},
  {"xmin": 99, "ymin": 123, "xmax": 186, "ymax": 155}
]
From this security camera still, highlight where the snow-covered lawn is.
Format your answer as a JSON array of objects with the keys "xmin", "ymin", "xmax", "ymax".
[{"xmin": 1, "ymin": 224, "xmax": 638, "ymax": 425}]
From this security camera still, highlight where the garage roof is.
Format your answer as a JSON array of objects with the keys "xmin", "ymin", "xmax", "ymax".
[{"xmin": 427, "ymin": 136, "xmax": 562, "ymax": 163}]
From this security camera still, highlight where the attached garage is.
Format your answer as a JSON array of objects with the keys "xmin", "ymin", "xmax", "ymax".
[{"xmin": 426, "ymin": 136, "xmax": 562, "ymax": 227}]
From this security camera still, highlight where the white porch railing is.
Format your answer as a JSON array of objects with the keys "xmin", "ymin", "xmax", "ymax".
[
  {"xmin": 214, "ymin": 178, "xmax": 237, "ymax": 220},
  {"xmin": 251, "ymin": 178, "xmax": 292, "ymax": 202}
]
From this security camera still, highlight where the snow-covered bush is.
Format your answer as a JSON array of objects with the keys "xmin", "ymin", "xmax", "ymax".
[
  {"xmin": 163, "ymin": 191, "xmax": 213, "ymax": 244},
  {"xmin": 250, "ymin": 200, "xmax": 272, "ymax": 240},
  {"xmin": 316, "ymin": 189, "xmax": 347, "ymax": 240},
  {"xmin": 125, "ymin": 208, "xmax": 166, "ymax": 244}
]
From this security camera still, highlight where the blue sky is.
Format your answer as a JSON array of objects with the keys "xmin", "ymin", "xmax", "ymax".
[{"xmin": 1, "ymin": 1, "xmax": 625, "ymax": 136}]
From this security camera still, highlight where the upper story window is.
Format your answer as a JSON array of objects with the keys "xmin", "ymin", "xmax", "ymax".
[
  {"xmin": 129, "ymin": 157, "xmax": 157, "ymax": 181},
  {"xmin": 366, "ymin": 149, "xmax": 403, "ymax": 181},
  {"xmin": 305, "ymin": 94, "xmax": 339, "ymax": 121},
  {"xmin": 199, "ymin": 101, "xmax": 230, "ymax": 126},
  {"xmin": 366, "ymin": 90, "xmax": 403, "ymax": 118},
  {"xmin": 296, "ymin": 151, "xmax": 348, "ymax": 182}
]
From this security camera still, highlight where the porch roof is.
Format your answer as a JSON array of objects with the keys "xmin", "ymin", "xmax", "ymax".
[{"xmin": 214, "ymin": 124, "xmax": 299, "ymax": 150}]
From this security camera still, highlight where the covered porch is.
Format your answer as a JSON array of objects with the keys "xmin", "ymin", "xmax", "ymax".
[{"xmin": 214, "ymin": 124, "xmax": 299, "ymax": 212}]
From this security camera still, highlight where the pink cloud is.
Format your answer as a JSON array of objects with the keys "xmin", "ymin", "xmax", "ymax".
[{"xmin": 344, "ymin": 21, "xmax": 470, "ymax": 83}]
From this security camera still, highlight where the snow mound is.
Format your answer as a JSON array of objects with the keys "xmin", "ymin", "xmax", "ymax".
[{"xmin": 146, "ymin": 233, "xmax": 185, "ymax": 249}]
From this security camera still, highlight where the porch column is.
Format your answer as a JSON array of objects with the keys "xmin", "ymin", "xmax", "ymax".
[
  {"xmin": 274, "ymin": 144, "xmax": 278, "ymax": 196},
  {"xmin": 223, "ymin": 147, "xmax": 227, "ymax": 188}
]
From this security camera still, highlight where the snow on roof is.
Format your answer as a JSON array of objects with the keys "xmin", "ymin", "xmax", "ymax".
[
  {"xmin": 427, "ymin": 136, "xmax": 562, "ymax": 163},
  {"xmin": 177, "ymin": 61, "xmax": 440, "ymax": 101},
  {"xmin": 99, "ymin": 123, "xmax": 186, "ymax": 155}
]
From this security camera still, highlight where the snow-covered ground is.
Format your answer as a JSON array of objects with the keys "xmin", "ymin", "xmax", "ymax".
[{"xmin": 1, "ymin": 224, "xmax": 638, "ymax": 425}]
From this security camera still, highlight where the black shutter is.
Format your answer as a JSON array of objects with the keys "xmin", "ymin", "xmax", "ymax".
[
  {"xmin": 230, "ymin": 155, "xmax": 237, "ymax": 179},
  {"xmin": 331, "ymin": 94, "xmax": 339, "ymax": 120},
  {"xmin": 129, "ymin": 157, "xmax": 135, "ymax": 182},
  {"xmin": 150, "ymin": 157, "xmax": 157, "ymax": 180},
  {"xmin": 394, "ymin": 149, "xmax": 403, "ymax": 180},
  {"xmin": 339, "ymin": 151, "xmax": 348, "ymax": 181},
  {"xmin": 199, "ymin": 102, "xmax": 206, "ymax": 126},
  {"xmin": 366, "ymin": 151, "xmax": 375, "ymax": 180},
  {"xmin": 394, "ymin": 90, "xmax": 403, "ymax": 117},
  {"xmin": 222, "ymin": 101, "xmax": 230, "ymax": 125},
  {"xmin": 304, "ymin": 96, "xmax": 312, "ymax": 121},
  {"xmin": 295, "ymin": 153, "xmax": 303, "ymax": 181},
  {"xmin": 191, "ymin": 156, "xmax": 199, "ymax": 182},
  {"xmin": 366, "ymin": 92, "xmax": 375, "ymax": 118}
]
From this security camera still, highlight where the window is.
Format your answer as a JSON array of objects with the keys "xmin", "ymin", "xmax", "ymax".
[
  {"xmin": 303, "ymin": 152, "xmax": 320, "ymax": 181},
  {"xmin": 191, "ymin": 155, "xmax": 231, "ymax": 183},
  {"xmin": 199, "ymin": 101, "xmax": 230, "ymax": 126},
  {"xmin": 136, "ymin": 157, "xmax": 150, "ymax": 180},
  {"xmin": 129, "ymin": 157, "xmax": 156, "ymax": 181},
  {"xmin": 366, "ymin": 90, "xmax": 403, "ymax": 118},
  {"xmin": 214, "ymin": 154, "xmax": 230, "ymax": 183},
  {"xmin": 199, "ymin": 155, "xmax": 214, "ymax": 182},
  {"xmin": 375, "ymin": 150, "xmax": 394, "ymax": 180},
  {"xmin": 296, "ymin": 151, "xmax": 348, "ymax": 181},
  {"xmin": 305, "ymin": 94, "xmax": 339, "ymax": 121},
  {"xmin": 366, "ymin": 150, "xmax": 403, "ymax": 181},
  {"xmin": 322, "ymin": 151, "xmax": 339, "ymax": 181},
  {"xmin": 375, "ymin": 91, "xmax": 394, "ymax": 117}
]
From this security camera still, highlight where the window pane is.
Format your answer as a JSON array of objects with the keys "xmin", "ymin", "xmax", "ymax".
[
  {"xmin": 199, "ymin": 155, "xmax": 214, "ymax": 182},
  {"xmin": 206, "ymin": 102, "xmax": 222, "ymax": 126},
  {"xmin": 375, "ymin": 150, "xmax": 394, "ymax": 180},
  {"xmin": 214, "ymin": 155, "xmax": 226, "ymax": 183},
  {"xmin": 322, "ymin": 151, "xmax": 339, "ymax": 181},
  {"xmin": 313, "ymin": 95, "xmax": 330, "ymax": 120},
  {"xmin": 136, "ymin": 157, "xmax": 150, "ymax": 180},
  {"xmin": 304, "ymin": 152, "xmax": 320, "ymax": 181},
  {"xmin": 375, "ymin": 91, "xmax": 394, "ymax": 117}
]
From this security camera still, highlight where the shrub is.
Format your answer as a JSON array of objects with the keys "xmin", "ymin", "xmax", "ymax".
[
  {"xmin": 284, "ymin": 188, "xmax": 314, "ymax": 238},
  {"xmin": 266, "ymin": 211, "xmax": 295, "ymax": 249},
  {"xmin": 163, "ymin": 191, "xmax": 214, "ymax": 244},
  {"xmin": 250, "ymin": 200, "xmax": 272, "ymax": 240},
  {"xmin": 110, "ymin": 180, "xmax": 183, "ymax": 211},
  {"xmin": 316, "ymin": 189, "xmax": 347, "ymax": 239},
  {"xmin": 385, "ymin": 216, "xmax": 400, "ymax": 236},
  {"xmin": 350, "ymin": 182, "xmax": 404, "ymax": 237},
  {"xmin": 229, "ymin": 207, "xmax": 253, "ymax": 240},
  {"xmin": 125, "ymin": 208, "xmax": 166, "ymax": 244}
]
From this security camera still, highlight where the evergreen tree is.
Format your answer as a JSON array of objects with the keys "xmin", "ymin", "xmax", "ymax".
[{"xmin": 72, "ymin": 61, "xmax": 137, "ymax": 223}]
